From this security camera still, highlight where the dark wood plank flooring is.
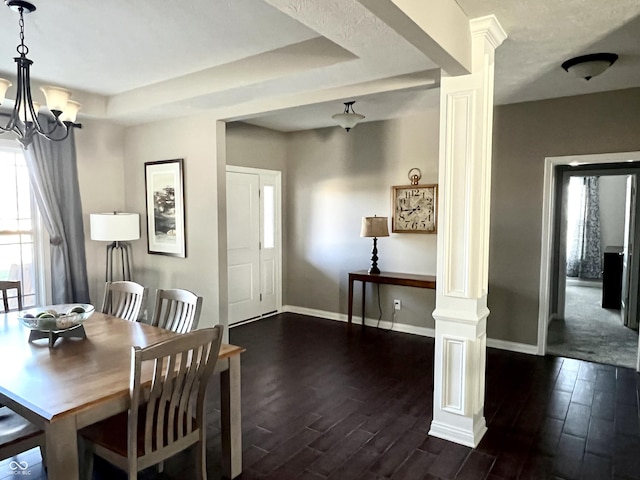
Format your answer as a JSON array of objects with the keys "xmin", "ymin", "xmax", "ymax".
[{"xmin": 1, "ymin": 312, "xmax": 639, "ymax": 479}]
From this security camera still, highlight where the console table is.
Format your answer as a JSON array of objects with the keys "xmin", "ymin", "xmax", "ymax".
[{"xmin": 347, "ymin": 270, "xmax": 436, "ymax": 326}]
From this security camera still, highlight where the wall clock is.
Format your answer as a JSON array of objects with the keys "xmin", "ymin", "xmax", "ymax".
[{"xmin": 392, "ymin": 168, "xmax": 437, "ymax": 233}]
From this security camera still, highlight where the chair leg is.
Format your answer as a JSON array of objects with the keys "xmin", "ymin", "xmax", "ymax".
[
  {"xmin": 157, "ymin": 460, "xmax": 164, "ymax": 473},
  {"xmin": 39, "ymin": 444, "xmax": 47, "ymax": 469},
  {"xmin": 196, "ymin": 438, "xmax": 207, "ymax": 480}
]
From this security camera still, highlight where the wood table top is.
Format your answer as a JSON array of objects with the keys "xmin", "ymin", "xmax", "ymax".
[{"xmin": 0, "ymin": 312, "xmax": 243, "ymax": 423}]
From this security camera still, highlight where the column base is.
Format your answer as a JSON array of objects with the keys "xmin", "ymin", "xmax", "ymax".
[{"xmin": 429, "ymin": 417, "xmax": 487, "ymax": 448}]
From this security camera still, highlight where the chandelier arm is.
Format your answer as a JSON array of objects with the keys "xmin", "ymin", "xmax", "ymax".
[
  {"xmin": 1, "ymin": 0, "xmax": 80, "ymax": 148},
  {"xmin": 18, "ymin": 59, "xmax": 65, "ymax": 139}
]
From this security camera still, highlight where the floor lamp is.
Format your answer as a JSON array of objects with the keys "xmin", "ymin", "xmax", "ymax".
[{"xmin": 90, "ymin": 212, "xmax": 140, "ymax": 283}]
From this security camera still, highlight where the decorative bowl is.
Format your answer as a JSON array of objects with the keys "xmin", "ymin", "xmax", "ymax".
[{"xmin": 18, "ymin": 304, "xmax": 95, "ymax": 332}]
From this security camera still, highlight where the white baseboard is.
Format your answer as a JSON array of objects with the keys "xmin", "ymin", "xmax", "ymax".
[
  {"xmin": 282, "ymin": 305, "xmax": 537, "ymax": 356},
  {"xmin": 486, "ymin": 338, "xmax": 539, "ymax": 355}
]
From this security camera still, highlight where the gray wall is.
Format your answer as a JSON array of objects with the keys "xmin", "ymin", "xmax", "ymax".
[
  {"xmin": 599, "ymin": 175, "xmax": 627, "ymax": 250},
  {"xmin": 226, "ymin": 111, "xmax": 440, "ymax": 329},
  {"xmin": 74, "ymin": 86, "xmax": 640, "ymax": 347},
  {"xmin": 75, "ymin": 118, "xmax": 126, "ymax": 307},
  {"xmin": 490, "ymin": 87, "xmax": 640, "ymax": 345},
  {"xmin": 122, "ymin": 113, "xmax": 226, "ymax": 333},
  {"xmin": 286, "ymin": 112, "xmax": 440, "ymax": 328}
]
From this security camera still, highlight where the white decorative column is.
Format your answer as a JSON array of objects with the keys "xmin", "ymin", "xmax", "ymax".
[{"xmin": 429, "ymin": 15, "xmax": 506, "ymax": 448}]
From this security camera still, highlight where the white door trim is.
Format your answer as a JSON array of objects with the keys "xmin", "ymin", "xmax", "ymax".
[
  {"xmin": 538, "ymin": 150, "xmax": 640, "ymax": 355},
  {"xmin": 226, "ymin": 165, "xmax": 283, "ymax": 317}
]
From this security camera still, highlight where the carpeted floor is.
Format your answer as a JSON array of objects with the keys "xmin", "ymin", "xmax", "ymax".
[{"xmin": 547, "ymin": 279, "xmax": 639, "ymax": 369}]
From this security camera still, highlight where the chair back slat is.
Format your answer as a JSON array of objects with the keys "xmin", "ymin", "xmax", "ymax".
[
  {"xmin": 129, "ymin": 326, "xmax": 223, "ymax": 459},
  {"xmin": 151, "ymin": 289, "xmax": 202, "ymax": 334},
  {"xmin": 101, "ymin": 281, "xmax": 147, "ymax": 322},
  {"xmin": 0, "ymin": 281, "xmax": 22, "ymax": 313}
]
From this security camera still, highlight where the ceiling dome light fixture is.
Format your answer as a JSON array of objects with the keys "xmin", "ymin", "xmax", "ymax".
[
  {"xmin": 332, "ymin": 101, "xmax": 365, "ymax": 132},
  {"xmin": 0, "ymin": 0, "xmax": 81, "ymax": 149},
  {"xmin": 561, "ymin": 53, "xmax": 619, "ymax": 81}
]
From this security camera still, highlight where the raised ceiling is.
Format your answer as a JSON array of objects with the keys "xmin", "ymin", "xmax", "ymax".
[{"xmin": 0, "ymin": 0, "xmax": 638, "ymax": 131}]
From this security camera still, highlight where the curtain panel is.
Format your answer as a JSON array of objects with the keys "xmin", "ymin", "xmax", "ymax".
[
  {"xmin": 566, "ymin": 176, "xmax": 602, "ymax": 279},
  {"xmin": 24, "ymin": 124, "xmax": 90, "ymax": 303}
]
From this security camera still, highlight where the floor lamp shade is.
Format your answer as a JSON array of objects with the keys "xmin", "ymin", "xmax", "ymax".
[
  {"xmin": 90, "ymin": 213, "xmax": 140, "ymax": 283},
  {"xmin": 90, "ymin": 213, "xmax": 140, "ymax": 241}
]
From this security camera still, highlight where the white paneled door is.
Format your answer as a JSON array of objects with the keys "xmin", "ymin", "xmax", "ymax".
[{"xmin": 226, "ymin": 168, "xmax": 281, "ymax": 325}]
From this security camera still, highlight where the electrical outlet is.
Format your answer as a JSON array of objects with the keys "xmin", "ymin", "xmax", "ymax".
[{"xmin": 393, "ymin": 299, "xmax": 401, "ymax": 310}]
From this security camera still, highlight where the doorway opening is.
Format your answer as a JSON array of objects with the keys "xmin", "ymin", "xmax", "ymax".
[
  {"xmin": 547, "ymin": 173, "xmax": 638, "ymax": 369},
  {"xmin": 539, "ymin": 152, "xmax": 640, "ymax": 372}
]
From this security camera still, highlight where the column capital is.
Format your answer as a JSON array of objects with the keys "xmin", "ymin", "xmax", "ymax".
[{"xmin": 470, "ymin": 15, "xmax": 507, "ymax": 50}]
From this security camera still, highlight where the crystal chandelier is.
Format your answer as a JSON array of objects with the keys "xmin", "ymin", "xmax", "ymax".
[{"xmin": 0, "ymin": 1, "xmax": 81, "ymax": 148}]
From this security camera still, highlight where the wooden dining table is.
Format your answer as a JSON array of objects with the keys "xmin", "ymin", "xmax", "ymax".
[{"xmin": 0, "ymin": 311, "xmax": 245, "ymax": 480}]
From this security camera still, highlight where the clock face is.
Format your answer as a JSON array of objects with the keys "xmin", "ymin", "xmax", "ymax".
[{"xmin": 392, "ymin": 185, "xmax": 437, "ymax": 233}]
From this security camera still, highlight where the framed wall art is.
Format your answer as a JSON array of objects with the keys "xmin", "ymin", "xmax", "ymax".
[
  {"xmin": 391, "ymin": 168, "xmax": 437, "ymax": 234},
  {"xmin": 144, "ymin": 159, "xmax": 186, "ymax": 257}
]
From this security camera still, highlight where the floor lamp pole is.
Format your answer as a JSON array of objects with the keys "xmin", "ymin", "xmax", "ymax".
[{"xmin": 105, "ymin": 241, "xmax": 133, "ymax": 283}]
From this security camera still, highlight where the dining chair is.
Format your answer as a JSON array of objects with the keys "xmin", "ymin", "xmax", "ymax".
[
  {"xmin": 151, "ymin": 288, "xmax": 202, "ymax": 334},
  {"xmin": 79, "ymin": 325, "xmax": 223, "ymax": 480},
  {"xmin": 101, "ymin": 281, "xmax": 147, "ymax": 322},
  {"xmin": 0, "ymin": 280, "xmax": 22, "ymax": 313},
  {"xmin": 0, "ymin": 406, "xmax": 45, "ymax": 465}
]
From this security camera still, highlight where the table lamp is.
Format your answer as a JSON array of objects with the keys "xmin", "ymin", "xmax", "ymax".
[
  {"xmin": 360, "ymin": 216, "xmax": 389, "ymax": 274},
  {"xmin": 90, "ymin": 212, "xmax": 140, "ymax": 282}
]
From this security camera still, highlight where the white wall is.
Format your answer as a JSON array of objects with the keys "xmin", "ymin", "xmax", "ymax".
[{"xmin": 599, "ymin": 175, "xmax": 627, "ymax": 249}]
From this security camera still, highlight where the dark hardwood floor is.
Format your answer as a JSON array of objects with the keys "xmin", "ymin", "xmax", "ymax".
[{"xmin": 1, "ymin": 312, "xmax": 639, "ymax": 479}]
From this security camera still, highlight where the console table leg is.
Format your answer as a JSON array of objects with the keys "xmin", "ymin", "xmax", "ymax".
[
  {"xmin": 361, "ymin": 281, "xmax": 366, "ymax": 329},
  {"xmin": 348, "ymin": 277, "xmax": 354, "ymax": 325}
]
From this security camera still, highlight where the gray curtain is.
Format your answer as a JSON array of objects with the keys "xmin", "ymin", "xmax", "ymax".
[
  {"xmin": 23, "ymin": 124, "xmax": 90, "ymax": 303},
  {"xmin": 567, "ymin": 176, "xmax": 602, "ymax": 279}
]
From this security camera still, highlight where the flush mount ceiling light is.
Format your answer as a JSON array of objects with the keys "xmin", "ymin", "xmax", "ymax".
[
  {"xmin": 561, "ymin": 53, "xmax": 619, "ymax": 81},
  {"xmin": 332, "ymin": 101, "xmax": 365, "ymax": 132},
  {"xmin": 0, "ymin": 1, "xmax": 81, "ymax": 148}
]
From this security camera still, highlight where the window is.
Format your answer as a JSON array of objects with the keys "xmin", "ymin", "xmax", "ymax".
[
  {"xmin": 0, "ymin": 145, "xmax": 41, "ymax": 309},
  {"xmin": 263, "ymin": 185, "xmax": 275, "ymax": 249}
]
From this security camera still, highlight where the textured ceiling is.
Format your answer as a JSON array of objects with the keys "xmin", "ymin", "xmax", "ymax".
[
  {"xmin": 455, "ymin": 0, "xmax": 640, "ymax": 105},
  {"xmin": 0, "ymin": 0, "xmax": 638, "ymax": 131}
]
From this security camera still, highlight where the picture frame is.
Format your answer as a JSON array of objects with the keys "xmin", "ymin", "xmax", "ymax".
[
  {"xmin": 144, "ymin": 159, "xmax": 186, "ymax": 257},
  {"xmin": 391, "ymin": 184, "xmax": 437, "ymax": 233}
]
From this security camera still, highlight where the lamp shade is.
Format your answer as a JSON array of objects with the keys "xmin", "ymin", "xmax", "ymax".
[
  {"xmin": 361, "ymin": 216, "xmax": 389, "ymax": 238},
  {"xmin": 59, "ymin": 100, "xmax": 81, "ymax": 123},
  {"xmin": 40, "ymin": 85, "xmax": 71, "ymax": 114},
  {"xmin": 90, "ymin": 213, "xmax": 140, "ymax": 242}
]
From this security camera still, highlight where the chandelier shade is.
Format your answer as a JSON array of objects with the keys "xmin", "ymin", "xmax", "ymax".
[
  {"xmin": 332, "ymin": 101, "xmax": 365, "ymax": 132},
  {"xmin": 0, "ymin": 1, "xmax": 81, "ymax": 148}
]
